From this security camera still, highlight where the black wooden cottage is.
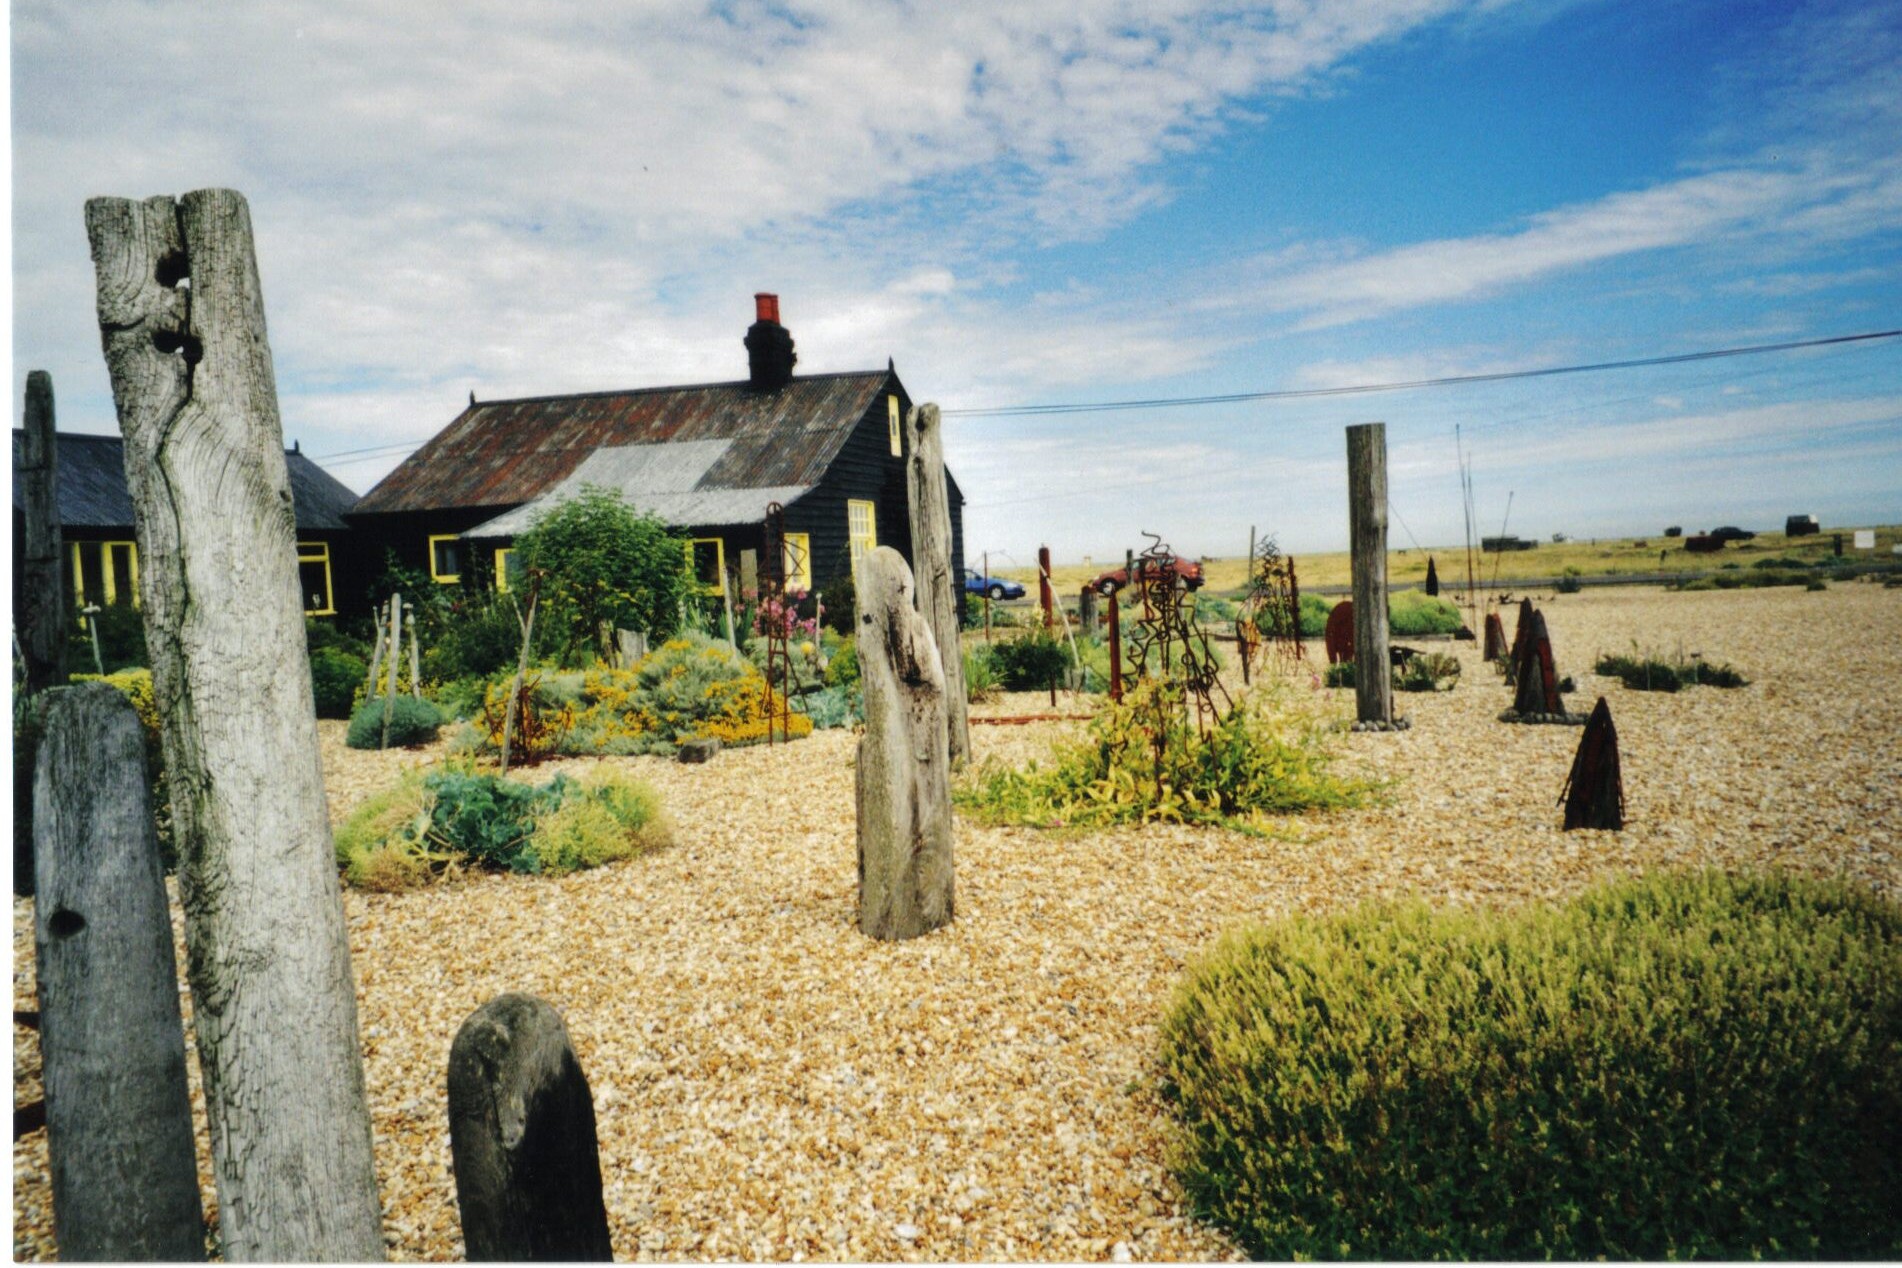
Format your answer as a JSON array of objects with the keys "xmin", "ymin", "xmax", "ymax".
[
  {"xmin": 9, "ymin": 429, "xmax": 363, "ymax": 619},
  {"xmin": 347, "ymin": 295, "xmax": 966, "ymax": 619}
]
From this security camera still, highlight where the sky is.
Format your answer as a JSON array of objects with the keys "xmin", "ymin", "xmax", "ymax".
[{"xmin": 10, "ymin": 0, "xmax": 1901, "ymax": 567}]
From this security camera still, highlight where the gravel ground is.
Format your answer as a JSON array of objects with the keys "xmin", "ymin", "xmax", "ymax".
[{"xmin": 15, "ymin": 583, "xmax": 1902, "ymax": 1261}]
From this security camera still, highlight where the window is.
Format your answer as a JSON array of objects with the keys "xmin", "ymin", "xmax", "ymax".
[
  {"xmin": 494, "ymin": 547, "xmax": 522, "ymax": 593},
  {"xmin": 298, "ymin": 541, "xmax": 335, "ymax": 616},
  {"xmin": 69, "ymin": 541, "xmax": 139, "ymax": 611},
  {"xmin": 686, "ymin": 537, "xmax": 727, "ymax": 594},
  {"xmin": 847, "ymin": 500, "xmax": 877, "ymax": 570},
  {"xmin": 782, "ymin": 532, "xmax": 811, "ymax": 591},
  {"xmin": 887, "ymin": 394, "xmax": 902, "ymax": 457},
  {"xmin": 429, "ymin": 534, "xmax": 462, "ymax": 583}
]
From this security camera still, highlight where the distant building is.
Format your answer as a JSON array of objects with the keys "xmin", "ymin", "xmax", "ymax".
[
  {"xmin": 347, "ymin": 294, "xmax": 965, "ymax": 616},
  {"xmin": 1785, "ymin": 514, "xmax": 1820, "ymax": 537},
  {"xmin": 10, "ymin": 429, "xmax": 361, "ymax": 619}
]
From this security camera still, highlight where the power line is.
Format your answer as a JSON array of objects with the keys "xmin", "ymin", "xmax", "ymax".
[{"xmin": 940, "ymin": 328, "xmax": 1901, "ymax": 419}]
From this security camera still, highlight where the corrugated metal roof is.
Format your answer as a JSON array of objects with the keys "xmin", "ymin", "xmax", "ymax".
[
  {"xmin": 11, "ymin": 430, "xmax": 359, "ymax": 531},
  {"xmin": 464, "ymin": 440, "xmax": 810, "ymax": 537},
  {"xmin": 352, "ymin": 370, "xmax": 891, "ymax": 516}
]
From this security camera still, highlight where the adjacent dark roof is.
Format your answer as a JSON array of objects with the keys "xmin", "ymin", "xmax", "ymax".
[
  {"xmin": 351, "ymin": 370, "xmax": 893, "ymax": 516},
  {"xmin": 11, "ymin": 430, "xmax": 360, "ymax": 531}
]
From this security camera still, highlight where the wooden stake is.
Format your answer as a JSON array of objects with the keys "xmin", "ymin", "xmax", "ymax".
[
  {"xmin": 1107, "ymin": 587, "xmax": 1123, "ymax": 702},
  {"xmin": 19, "ymin": 371, "xmax": 66, "ymax": 695},
  {"xmin": 855, "ymin": 547, "xmax": 954, "ymax": 941},
  {"xmin": 904, "ymin": 403, "xmax": 970, "ymax": 765},
  {"xmin": 1346, "ymin": 422, "xmax": 1393, "ymax": 726},
  {"xmin": 365, "ymin": 599, "xmax": 388, "ymax": 701},
  {"xmin": 408, "ymin": 612, "xmax": 422, "ymax": 699},
  {"xmin": 1038, "ymin": 545, "xmax": 1054, "ymax": 628},
  {"xmin": 500, "ymin": 581, "xmax": 539, "ymax": 778},
  {"xmin": 86, "ymin": 187, "xmax": 382, "ymax": 1260},
  {"xmin": 33, "ymin": 684, "xmax": 204, "ymax": 1261}
]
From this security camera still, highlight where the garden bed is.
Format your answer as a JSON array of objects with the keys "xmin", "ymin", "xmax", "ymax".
[{"xmin": 14, "ymin": 583, "xmax": 1902, "ymax": 1261}]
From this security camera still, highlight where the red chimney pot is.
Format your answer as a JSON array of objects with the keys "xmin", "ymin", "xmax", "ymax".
[{"xmin": 755, "ymin": 292, "xmax": 780, "ymax": 324}]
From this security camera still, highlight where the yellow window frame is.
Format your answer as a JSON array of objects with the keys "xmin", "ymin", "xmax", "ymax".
[
  {"xmin": 887, "ymin": 394, "xmax": 902, "ymax": 457},
  {"xmin": 847, "ymin": 499, "xmax": 877, "ymax": 570},
  {"xmin": 684, "ymin": 536, "xmax": 727, "ymax": 595},
  {"xmin": 297, "ymin": 541, "xmax": 336, "ymax": 616},
  {"xmin": 783, "ymin": 532, "xmax": 812, "ymax": 591},
  {"xmin": 428, "ymin": 534, "xmax": 462, "ymax": 583},
  {"xmin": 494, "ymin": 547, "xmax": 518, "ymax": 593},
  {"xmin": 69, "ymin": 541, "xmax": 86, "ymax": 608},
  {"xmin": 101, "ymin": 541, "xmax": 139, "ymax": 607}
]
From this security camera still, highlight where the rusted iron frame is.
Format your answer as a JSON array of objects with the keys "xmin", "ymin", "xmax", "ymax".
[
  {"xmin": 1123, "ymin": 533, "xmax": 1229, "ymax": 738},
  {"xmin": 1235, "ymin": 534, "xmax": 1303, "ymax": 681},
  {"xmin": 760, "ymin": 502, "xmax": 797, "ymax": 745}
]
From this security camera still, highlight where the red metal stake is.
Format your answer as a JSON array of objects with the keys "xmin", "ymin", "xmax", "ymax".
[
  {"xmin": 1038, "ymin": 545, "xmax": 1054, "ymax": 629},
  {"xmin": 1107, "ymin": 588, "xmax": 1123, "ymax": 702}
]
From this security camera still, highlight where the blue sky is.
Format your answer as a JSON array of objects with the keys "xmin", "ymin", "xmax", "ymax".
[{"xmin": 11, "ymin": 0, "xmax": 1900, "ymax": 564}]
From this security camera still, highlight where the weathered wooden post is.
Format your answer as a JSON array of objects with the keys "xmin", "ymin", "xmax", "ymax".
[
  {"xmin": 448, "ymin": 995, "xmax": 612, "ymax": 1262},
  {"xmin": 904, "ymin": 403, "xmax": 970, "ymax": 766},
  {"xmin": 381, "ymin": 590, "xmax": 403, "ymax": 748},
  {"xmin": 1346, "ymin": 423, "xmax": 1393, "ymax": 726},
  {"xmin": 408, "ymin": 611, "xmax": 422, "ymax": 699},
  {"xmin": 855, "ymin": 547, "xmax": 954, "ymax": 941},
  {"xmin": 1107, "ymin": 587, "xmax": 1123, "ymax": 702},
  {"xmin": 33, "ymin": 683, "xmax": 205, "ymax": 1261},
  {"xmin": 365, "ymin": 597, "xmax": 389, "ymax": 698},
  {"xmin": 20, "ymin": 371, "xmax": 67, "ymax": 695},
  {"xmin": 1077, "ymin": 583, "xmax": 1098, "ymax": 636},
  {"xmin": 87, "ymin": 188, "xmax": 383, "ymax": 1260},
  {"xmin": 1038, "ymin": 545, "xmax": 1054, "ymax": 628}
]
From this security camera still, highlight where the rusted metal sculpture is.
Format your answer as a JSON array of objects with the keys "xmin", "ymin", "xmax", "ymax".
[
  {"xmin": 1559, "ymin": 697, "xmax": 1625, "ymax": 830},
  {"xmin": 759, "ymin": 502, "xmax": 803, "ymax": 745},
  {"xmin": 1236, "ymin": 534, "xmax": 1302, "ymax": 684},
  {"xmin": 1505, "ymin": 597, "xmax": 1535, "ymax": 683},
  {"xmin": 1500, "ymin": 606, "xmax": 1582, "ymax": 723},
  {"xmin": 1324, "ymin": 601, "xmax": 1355, "ymax": 665},
  {"xmin": 1125, "ymin": 532, "xmax": 1228, "ymax": 733},
  {"xmin": 1425, "ymin": 556, "xmax": 1440, "ymax": 597}
]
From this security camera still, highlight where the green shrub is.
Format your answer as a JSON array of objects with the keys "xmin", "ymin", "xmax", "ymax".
[
  {"xmin": 1258, "ymin": 594, "xmax": 1332, "ymax": 639},
  {"xmin": 963, "ymin": 644, "xmax": 1001, "ymax": 700},
  {"xmin": 1322, "ymin": 661, "xmax": 1355, "ymax": 688},
  {"xmin": 1595, "ymin": 650, "xmax": 1748, "ymax": 692},
  {"xmin": 334, "ymin": 764, "xmax": 668, "ymax": 886},
  {"xmin": 68, "ymin": 602, "xmax": 149, "ymax": 674},
  {"xmin": 345, "ymin": 694, "xmax": 446, "ymax": 749},
  {"xmin": 1395, "ymin": 651, "xmax": 1460, "ymax": 692},
  {"xmin": 794, "ymin": 684, "xmax": 862, "ymax": 729},
  {"xmin": 1159, "ymin": 870, "xmax": 1902, "ymax": 1260},
  {"xmin": 1677, "ymin": 576, "xmax": 1719, "ymax": 591},
  {"xmin": 310, "ymin": 647, "xmax": 368, "ymax": 719},
  {"xmin": 825, "ymin": 636, "xmax": 860, "ymax": 689},
  {"xmin": 514, "ymin": 486, "xmax": 690, "ymax": 663},
  {"xmin": 1807, "ymin": 577, "xmax": 1828, "ymax": 591},
  {"xmin": 1387, "ymin": 590, "xmax": 1462, "ymax": 635},
  {"xmin": 1754, "ymin": 556, "xmax": 1815, "ymax": 570},
  {"xmin": 958, "ymin": 682, "xmax": 1370, "ymax": 830},
  {"xmin": 989, "ymin": 627, "xmax": 1071, "ymax": 690},
  {"xmin": 1554, "ymin": 566, "xmax": 1583, "ymax": 594},
  {"xmin": 816, "ymin": 570, "xmax": 857, "ymax": 636}
]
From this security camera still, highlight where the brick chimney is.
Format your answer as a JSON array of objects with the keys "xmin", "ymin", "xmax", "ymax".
[{"xmin": 745, "ymin": 292, "xmax": 797, "ymax": 391}]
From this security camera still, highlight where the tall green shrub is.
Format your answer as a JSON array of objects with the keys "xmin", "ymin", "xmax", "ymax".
[
  {"xmin": 1387, "ymin": 590, "xmax": 1462, "ymax": 635},
  {"xmin": 514, "ymin": 486, "xmax": 690, "ymax": 663},
  {"xmin": 345, "ymin": 695, "xmax": 445, "ymax": 749},
  {"xmin": 1159, "ymin": 870, "xmax": 1902, "ymax": 1260}
]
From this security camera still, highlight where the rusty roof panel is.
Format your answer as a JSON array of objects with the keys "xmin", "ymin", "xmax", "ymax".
[{"xmin": 352, "ymin": 371, "xmax": 890, "ymax": 516}]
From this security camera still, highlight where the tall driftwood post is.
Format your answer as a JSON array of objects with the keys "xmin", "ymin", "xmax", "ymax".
[
  {"xmin": 381, "ymin": 590, "xmax": 403, "ymax": 748},
  {"xmin": 855, "ymin": 547, "xmax": 954, "ymax": 941},
  {"xmin": 33, "ymin": 683, "xmax": 205, "ymax": 1261},
  {"xmin": 408, "ymin": 611, "xmax": 422, "ymax": 699},
  {"xmin": 1346, "ymin": 422, "xmax": 1393, "ymax": 726},
  {"xmin": 448, "ymin": 995, "xmax": 612, "ymax": 1262},
  {"xmin": 1077, "ymin": 583, "xmax": 1097, "ymax": 635},
  {"xmin": 1038, "ymin": 545, "xmax": 1055, "ymax": 628},
  {"xmin": 87, "ymin": 188, "xmax": 384, "ymax": 1261},
  {"xmin": 21, "ymin": 371, "xmax": 67, "ymax": 695},
  {"xmin": 904, "ymin": 403, "xmax": 970, "ymax": 766}
]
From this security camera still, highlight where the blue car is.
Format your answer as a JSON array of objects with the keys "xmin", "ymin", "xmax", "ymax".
[{"xmin": 962, "ymin": 569, "xmax": 1025, "ymax": 600}]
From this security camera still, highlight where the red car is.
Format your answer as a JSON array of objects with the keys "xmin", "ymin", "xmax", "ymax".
[{"xmin": 1089, "ymin": 555, "xmax": 1205, "ymax": 595}]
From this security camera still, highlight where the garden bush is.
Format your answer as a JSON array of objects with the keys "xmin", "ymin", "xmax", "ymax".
[
  {"xmin": 963, "ymin": 644, "xmax": 1001, "ymax": 701},
  {"xmin": 793, "ymin": 684, "xmax": 862, "ymax": 729},
  {"xmin": 310, "ymin": 647, "xmax": 368, "ymax": 719},
  {"xmin": 1387, "ymin": 590, "xmax": 1462, "ymax": 635},
  {"xmin": 334, "ymin": 763, "xmax": 668, "ymax": 889},
  {"xmin": 824, "ymin": 635, "xmax": 859, "ymax": 689},
  {"xmin": 1595, "ymin": 650, "xmax": 1747, "ymax": 691},
  {"xmin": 1554, "ymin": 565, "xmax": 1583, "ymax": 593},
  {"xmin": 345, "ymin": 694, "xmax": 446, "ymax": 749},
  {"xmin": 513, "ymin": 486, "xmax": 690, "ymax": 663},
  {"xmin": 989, "ymin": 627, "xmax": 1071, "ymax": 691},
  {"xmin": 1395, "ymin": 650, "xmax": 1460, "ymax": 692},
  {"xmin": 958, "ymin": 682, "xmax": 1370, "ymax": 830},
  {"xmin": 69, "ymin": 602, "xmax": 149, "ymax": 674},
  {"xmin": 1256, "ymin": 593, "xmax": 1332, "ymax": 639},
  {"xmin": 1158, "ymin": 869, "xmax": 1902, "ymax": 1260},
  {"xmin": 560, "ymin": 634, "xmax": 809, "ymax": 754}
]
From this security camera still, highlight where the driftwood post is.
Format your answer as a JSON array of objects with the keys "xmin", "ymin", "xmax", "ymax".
[
  {"xmin": 904, "ymin": 403, "xmax": 970, "ymax": 765},
  {"xmin": 33, "ymin": 683, "xmax": 204, "ymax": 1261},
  {"xmin": 1107, "ymin": 587, "xmax": 1123, "ymax": 702},
  {"xmin": 448, "ymin": 995, "xmax": 612, "ymax": 1262},
  {"xmin": 408, "ymin": 612, "xmax": 422, "ymax": 698},
  {"xmin": 365, "ymin": 599, "xmax": 388, "ymax": 699},
  {"xmin": 1346, "ymin": 423, "xmax": 1393, "ymax": 726},
  {"xmin": 381, "ymin": 590, "xmax": 403, "ymax": 748},
  {"xmin": 855, "ymin": 547, "xmax": 954, "ymax": 941},
  {"xmin": 1038, "ymin": 545, "xmax": 1054, "ymax": 629},
  {"xmin": 87, "ymin": 188, "xmax": 384, "ymax": 1260},
  {"xmin": 20, "ymin": 371, "xmax": 66, "ymax": 695},
  {"xmin": 1078, "ymin": 583, "xmax": 1097, "ymax": 636},
  {"xmin": 500, "ymin": 581, "xmax": 540, "ymax": 777}
]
